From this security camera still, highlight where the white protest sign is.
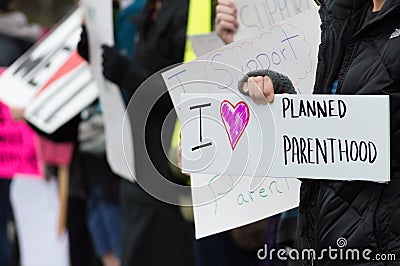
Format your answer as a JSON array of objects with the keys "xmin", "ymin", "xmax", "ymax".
[
  {"xmin": 189, "ymin": 32, "xmax": 225, "ymax": 57},
  {"xmin": 162, "ymin": 6, "xmax": 320, "ymax": 238},
  {"xmin": 25, "ymin": 64, "xmax": 98, "ymax": 134},
  {"xmin": 192, "ymin": 174, "xmax": 300, "ymax": 239},
  {"xmin": 180, "ymin": 93, "xmax": 390, "ymax": 183},
  {"xmin": 11, "ymin": 177, "xmax": 70, "ymax": 266},
  {"xmin": 0, "ymin": 9, "xmax": 83, "ymax": 108},
  {"xmin": 162, "ymin": 6, "xmax": 320, "ymax": 120},
  {"xmin": 188, "ymin": 1, "xmax": 314, "ymax": 62},
  {"xmin": 81, "ymin": 0, "xmax": 135, "ymax": 181},
  {"xmin": 234, "ymin": 0, "xmax": 314, "ymax": 41}
]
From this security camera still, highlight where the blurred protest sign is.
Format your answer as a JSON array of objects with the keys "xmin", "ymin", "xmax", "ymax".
[
  {"xmin": 11, "ymin": 177, "xmax": 70, "ymax": 266},
  {"xmin": 81, "ymin": 0, "xmax": 135, "ymax": 181},
  {"xmin": 25, "ymin": 61, "xmax": 98, "ymax": 134},
  {"xmin": 0, "ymin": 67, "xmax": 41, "ymax": 178},
  {"xmin": 0, "ymin": 9, "xmax": 98, "ymax": 134},
  {"xmin": 234, "ymin": 0, "xmax": 314, "ymax": 41},
  {"xmin": 0, "ymin": 101, "xmax": 42, "ymax": 178}
]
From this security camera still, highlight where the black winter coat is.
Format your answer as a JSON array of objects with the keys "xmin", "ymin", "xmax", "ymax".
[
  {"xmin": 105, "ymin": 0, "xmax": 189, "ymax": 187},
  {"xmin": 298, "ymin": 0, "xmax": 400, "ymax": 265},
  {"xmin": 109, "ymin": 1, "xmax": 196, "ymax": 266}
]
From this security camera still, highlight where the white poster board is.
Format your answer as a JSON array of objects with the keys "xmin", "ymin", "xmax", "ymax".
[
  {"xmin": 0, "ymin": 9, "xmax": 99, "ymax": 134},
  {"xmin": 0, "ymin": 9, "xmax": 84, "ymax": 108},
  {"xmin": 163, "ymin": 6, "xmax": 321, "ymax": 120},
  {"xmin": 24, "ymin": 64, "xmax": 98, "ymax": 134},
  {"xmin": 81, "ymin": 0, "xmax": 135, "ymax": 181},
  {"xmin": 234, "ymin": 0, "xmax": 314, "ymax": 41},
  {"xmin": 163, "ymin": 6, "xmax": 320, "ymax": 237},
  {"xmin": 164, "ymin": 6, "xmax": 388, "ymax": 237},
  {"xmin": 192, "ymin": 174, "xmax": 300, "ymax": 239},
  {"xmin": 162, "ymin": 7, "xmax": 320, "ymax": 238},
  {"xmin": 10, "ymin": 177, "xmax": 70, "ymax": 266},
  {"xmin": 180, "ymin": 93, "xmax": 390, "ymax": 183}
]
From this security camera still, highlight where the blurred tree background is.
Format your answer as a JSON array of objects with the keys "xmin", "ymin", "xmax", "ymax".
[{"xmin": 14, "ymin": 0, "xmax": 77, "ymax": 28}]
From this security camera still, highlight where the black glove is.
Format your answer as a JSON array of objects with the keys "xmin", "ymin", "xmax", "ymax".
[
  {"xmin": 238, "ymin": 69, "xmax": 297, "ymax": 95},
  {"xmin": 77, "ymin": 25, "xmax": 89, "ymax": 62},
  {"xmin": 101, "ymin": 44, "xmax": 130, "ymax": 86}
]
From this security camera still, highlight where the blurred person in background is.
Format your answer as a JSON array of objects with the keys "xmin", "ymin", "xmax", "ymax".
[
  {"xmin": 0, "ymin": 0, "xmax": 42, "ymax": 265},
  {"xmin": 70, "ymin": 101, "xmax": 122, "ymax": 266},
  {"xmin": 97, "ymin": 0, "xmax": 195, "ymax": 265},
  {"xmin": 0, "ymin": 0, "xmax": 42, "ymax": 67},
  {"xmin": 115, "ymin": 0, "xmax": 146, "ymax": 58},
  {"xmin": 73, "ymin": 1, "xmax": 146, "ymax": 266}
]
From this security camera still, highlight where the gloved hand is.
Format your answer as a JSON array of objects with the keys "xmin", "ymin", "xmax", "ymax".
[
  {"xmin": 77, "ymin": 25, "xmax": 89, "ymax": 61},
  {"xmin": 238, "ymin": 70, "xmax": 296, "ymax": 104},
  {"xmin": 101, "ymin": 44, "xmax": 130, "ymax": 86}
]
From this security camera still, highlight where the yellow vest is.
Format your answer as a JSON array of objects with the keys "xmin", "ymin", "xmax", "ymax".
[{"xmin": 171, "ymin": 0, "xmax": 212, "ymax": 150}]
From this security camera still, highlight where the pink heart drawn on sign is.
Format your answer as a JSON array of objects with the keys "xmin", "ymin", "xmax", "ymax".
[{"xmin": 220, "ymin": 100, "xmax": 250, "ymax": 150}]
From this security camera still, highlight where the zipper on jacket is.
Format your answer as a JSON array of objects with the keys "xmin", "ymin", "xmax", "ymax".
[
  {"xmin": 302, "ymin": 182, "xmax": 313, "ymax": 264},
  {"xmin": 313, "ymin": 182, "xmax": 325, "ymax": 265},
  {"xmin": 372, "ymin": 186, "xmax": 384, "ymax": 255},
  {"xmin": 314, "ymin": 182, "xmax": 323, "ymax": 243},
  {"xmin": 302, "ymin": 181, "xmax": 321, "ymax": 265},
  {"xmin": 336, "ymin": 41, "xmax": 360, "ymax": 93},
  {"xmin": 314, "ymin": 21, "xmax": 328, "ymax": 94}
]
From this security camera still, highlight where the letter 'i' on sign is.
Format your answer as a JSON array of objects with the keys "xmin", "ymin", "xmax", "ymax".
[{"xmin": 190, "ymin": 103, "xmax": 212, "ymax": 151}]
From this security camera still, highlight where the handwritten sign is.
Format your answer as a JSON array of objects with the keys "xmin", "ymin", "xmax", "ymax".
[
  {"xmin": 180, "ymin": 93, "xmax": 390, "ymax": 182},
  {"xmin": 0, "ymin": 9, "xmax": 84, "ymax": 108},
  {"xmin": 81, "ymin": 0, "xmax": 135, "ymax": 181},
  {"xmin": 162, "ymin": 7, "xmax": 320, "ymax": 238},
  {"xmin": 0, "ymin": 101, "xmax": 42, "ymax": 178},
  {"xmin": 192, "ymin": 174, "xmax": 300, "ymax": 238},
  {"xmin": 162, "ymin": 6, "xmax": 320, "ymax": 121},
  {"xmin": 234, "ymin": 0, "xmax": 313, "ymax": 41}
]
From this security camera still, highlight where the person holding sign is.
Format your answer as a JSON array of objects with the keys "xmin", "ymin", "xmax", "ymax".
[{"xmin": 215, "ymin": 0, "xmax": 400, "ymax": 264}]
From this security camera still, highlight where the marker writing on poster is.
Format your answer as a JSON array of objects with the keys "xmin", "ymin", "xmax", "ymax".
[
  {"xmin": 207, "ymin": 174, "xmax": 235, "ymax": 215},
  {"xmin": 236, "ymin": 178, "xmax": 291, "ymax": 206},
  {"xmin": 220, "ymin": 100, "xmax": 250, "ymax": 150},
  {"xmin": 238, "ymin": 0, "xmax": 312, "ymax": 29},
  {"xmin": 280, "ymin": 97, "xmax": 378, "ymax": 165},
  {"xmin": 167, "ymin": 69, "xmax": 188, "ymax": 93},
  {"xmin": 190, "ymin": 103, "xmax": 212, "ymax": 151},
  {"xmin": 208, "ymin": 26, "xmax": 308, "ymax": 91}
]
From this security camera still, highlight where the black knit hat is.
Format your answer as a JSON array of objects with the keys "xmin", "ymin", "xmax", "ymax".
[{"xmin": 0, "ymin": 0, "xmax": 12, "ymax": 11}]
